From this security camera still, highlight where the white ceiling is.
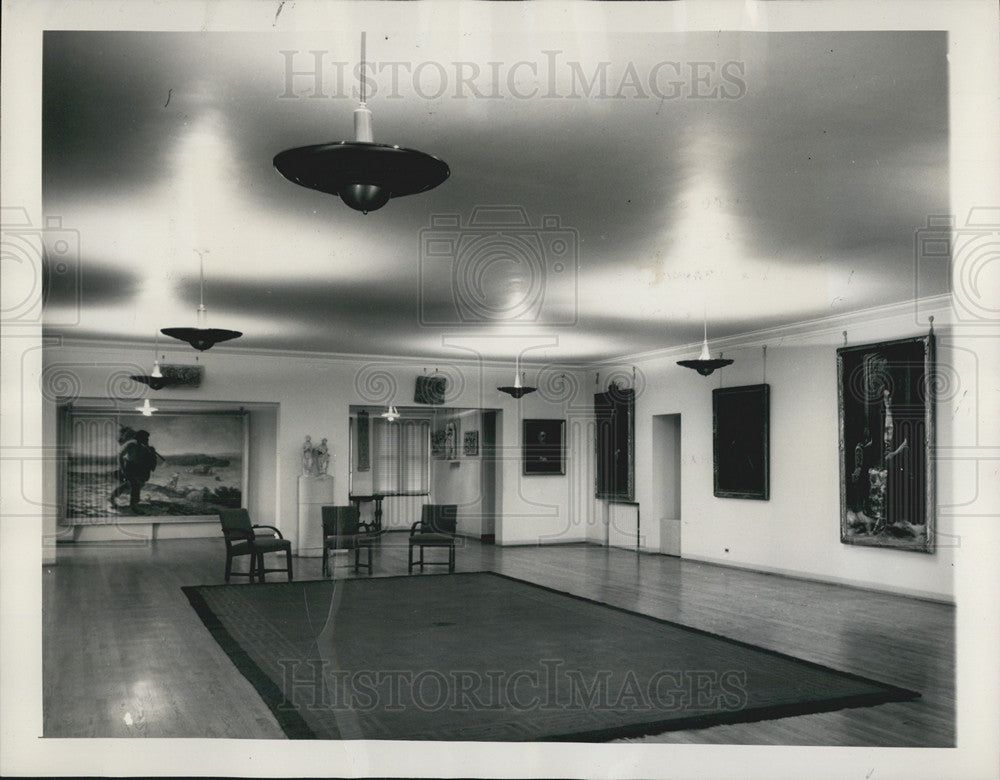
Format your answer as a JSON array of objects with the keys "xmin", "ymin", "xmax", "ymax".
[{"xmin": 40, "ymin": 18, "xmax": 950, "ymax": 363}]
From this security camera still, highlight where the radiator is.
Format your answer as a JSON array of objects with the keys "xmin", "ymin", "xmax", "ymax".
[{"xmin": 607, "ymin": 502, "xmax": 640, "ymax": 549}]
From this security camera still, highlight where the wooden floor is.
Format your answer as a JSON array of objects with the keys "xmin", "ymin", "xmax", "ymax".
[{"xmin": 42, "ymin": 534, "xmax": 954, "ymax": 745}]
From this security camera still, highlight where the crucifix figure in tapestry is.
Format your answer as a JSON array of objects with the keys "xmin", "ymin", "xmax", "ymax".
[{"xmin": 838, "ymin": 335, "xmax": 934, "ymax": 553}]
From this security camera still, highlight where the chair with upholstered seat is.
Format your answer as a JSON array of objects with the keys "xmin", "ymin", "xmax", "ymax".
[
  {"xmin": 218, "ymin": 508, "xmax": 293, "ymax": 583},
  {"xmin": 408, "ymin": 504, "xmax": 458, "ymax": 574},
  {"xmin": 321, "ymin": 505, "xmax": 378, "ymax": 577}
]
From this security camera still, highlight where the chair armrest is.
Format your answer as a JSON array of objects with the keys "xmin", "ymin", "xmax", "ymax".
[
  {"xmin": 252, "ymin": 524, "xmax": 283, "ymax": 539},
  {"xmin": 410, "ymin": 520, "xmax": 424, "ymax": 536}
]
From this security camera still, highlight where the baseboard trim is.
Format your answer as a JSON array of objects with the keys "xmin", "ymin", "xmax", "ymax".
[{"xmin": 684, "ymin": 552, "xmax": 954, "ymax": 605}]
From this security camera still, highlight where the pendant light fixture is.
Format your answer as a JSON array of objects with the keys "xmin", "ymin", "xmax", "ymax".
[
  {"xmin": 161, "ymin": 252, "xmax": 242, "ymax": 351},
  {"xmin": 130, "ymin": 333, "xmax": 183, "ymax": 389},
  {"xmin": 498, "ymin": 356, "xmax": 537, "ymax": 398},
  {"xmin": 380, "ymin": 405, "xmax": 400, "ymax": 422},
  {"xmin": 677, "ymin": 314, "xmax": 733, "ymax": 376},
  {"xmin": 273, "ymin": 33, "xmax": 450, "ymax": 213},
  {"xmin": 135, "ymin": 398, "xmax": 158, "ymax": 416}
]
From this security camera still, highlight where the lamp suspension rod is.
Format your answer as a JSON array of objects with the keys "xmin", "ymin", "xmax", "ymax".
[
  {"xmin": 196, "ymin": 250, "xmax": 206, "ymax": 309},
  {"xmin": 360, "ymin": 32, "xmax": 367, "ymax": 103}
]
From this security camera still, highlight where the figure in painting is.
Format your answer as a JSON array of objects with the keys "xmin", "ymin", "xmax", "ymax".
[
  {"xmin": 848, "ymin": 381, "xmax": 909, "ymax": 536},
  {"xmin": 109, "ymin": 427, "xmax": 161, "ymax": 513}
]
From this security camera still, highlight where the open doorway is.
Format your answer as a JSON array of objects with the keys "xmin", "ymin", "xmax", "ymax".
[
  {"xmin": 652, "ymin": 414, "xmax": 682, "ymax": 556},
  {"xmin": 348, "ymin": 405, "xmax": 500, "ymax": 541}
]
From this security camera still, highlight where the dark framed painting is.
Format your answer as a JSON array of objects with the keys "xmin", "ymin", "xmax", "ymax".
[
  {"xmin": 356, "ymin": 410, "xmax": 370, "ymax": 472},
  {"xmin": 60, "ymin": 408, "xmax": 248, "ymax": 522},
  {"xmin": 837, "ymin": 334, "xmax": 935, "ymax": 553},
  {"xmin": 594, "ymin": 384, "xmax": 634, "ymax": 499},
  {"xmin": 713, "ymin": 384, "xmax": 770, "ymax": 500},
  {"xmin": 464, "ymin": 430, "xmax": 479, "ymax": 457},
  {"xmin": 523, "ymin": 419, "xmax": 566, "ymax": 475}
]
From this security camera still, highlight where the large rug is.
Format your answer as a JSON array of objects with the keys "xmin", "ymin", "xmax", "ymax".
[{"xmin": 182, "ymin": 572, "xmax": 918, "ymax": 741}]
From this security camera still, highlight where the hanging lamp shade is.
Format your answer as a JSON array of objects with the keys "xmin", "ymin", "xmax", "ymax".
[
  {"xmin": 274, "ymin": 143, "xmax": 449, "ymax": 213},
  {"xmin": 498, "ymin": 370, "xmax": 536, "ymax": 398},
  {"xmin": 380, "ymin": 405, "xmax": 401, "ymax": 422},
  {"xmin": 272, "ymin": 33, "xmax": 449, "ymax": 213},
  {"xmin": 161, "ymin": 254, "xmax": 242, "ymax": 351},
  {"xmin": 135, "ymin": 398, "xmax": 158, "ymax": 416},
  {"xmin": 677, "ymin": 317, "xmax": 733, "ymax": 376},
  {"xmin": 161, "ymin": 322, "xmax": 242, "ymax": 351},
  {"xmin": 131, "ymin": 360, "xmax": 184, "ymax": 390}
]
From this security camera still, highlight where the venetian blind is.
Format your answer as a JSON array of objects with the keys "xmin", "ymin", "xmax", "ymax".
[{"xmin": 372, "ymin": 417, "xmax": 430, "ymax": 495}]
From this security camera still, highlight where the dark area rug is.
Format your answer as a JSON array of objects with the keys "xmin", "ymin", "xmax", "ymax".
[{"xmin": 182, "ymin": 572, "xmax": 918, "ymax": 741}]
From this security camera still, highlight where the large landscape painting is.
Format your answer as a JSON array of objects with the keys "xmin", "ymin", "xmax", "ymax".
[{"xmin": 63, "ymin": 410, "xmax": 247, "ymax": 521}]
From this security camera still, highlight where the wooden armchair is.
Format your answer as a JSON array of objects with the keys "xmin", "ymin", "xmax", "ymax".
[
  {"xmin": 408, "ymin": 504, "xmax": 458, "ymax": 574},
  {"xmin": 218, "ymin": 508, "xmax": 293, "ymax": 583},
  {"xmin": 321, "ymin": 505, "xmax": 378, "ymax": 577}
]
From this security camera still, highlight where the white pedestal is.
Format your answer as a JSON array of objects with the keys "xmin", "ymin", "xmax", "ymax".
[{"xmin": 298, "ymin": 475, "xmax": 334, "ymax": 557}]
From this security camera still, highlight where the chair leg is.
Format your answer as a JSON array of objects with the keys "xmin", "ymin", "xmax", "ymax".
[
  {"xmin": 257, "ymin": 553, "xmax": 266, "ymax": 583},
  {"xmin": 449, "ymin": 544, "xmax": 455, "ymax": 573},
  {"xmin": 224, "ymin": 552, "xmax": 233, "ymax": 582},
  {"xmin": 286, "ymin": 549, "xmax": 293, "ymax": 582},
  {"xmin": 408, "ymin": 543, "xmax": 414, "ymax": 574},
  {"xmin": 322, "ymin": 546, "xmax": 329, "ymax": 578}
]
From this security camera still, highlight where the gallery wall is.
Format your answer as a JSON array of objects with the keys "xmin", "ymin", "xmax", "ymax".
[
  {"xmin": 40, "ymin": 345, "xmax": 592, "ymax": 561},
  {"xmin": 40, "ymin": 296, "xmax": 959, "ymax": 600},
  {"xmin": 589, "ymin": 297, "xmax": 956, "ymax": 601}
]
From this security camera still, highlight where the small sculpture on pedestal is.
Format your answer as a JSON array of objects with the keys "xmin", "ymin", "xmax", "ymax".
[
  {"xmin": 302, "ymin": 436, "xmax": 315, "ymax": 475},
  {"xmin": 302, "ymin": 435, "xmax": 331, "ymax": 477},
  {"xmin": 316, "ymin": 438, "xmax": 330, "ymax": 475}
]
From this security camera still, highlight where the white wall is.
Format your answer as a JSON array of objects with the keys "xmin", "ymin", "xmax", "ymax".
[
  {"xmin": 41, "ymin": 344, "xmax": 592, "ymax": 553},
  {"xmin": 42, "ymin": 298, "xmax": 959, "ymax": 600},
  {"xmin": 614, "ymin": 300, "xmax": 956, "ymax": 601}
]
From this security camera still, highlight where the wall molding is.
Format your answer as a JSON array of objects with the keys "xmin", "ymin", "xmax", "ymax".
[{"xmin": 685, "ymin": 552, "xmax": 954, "ymax": 605}]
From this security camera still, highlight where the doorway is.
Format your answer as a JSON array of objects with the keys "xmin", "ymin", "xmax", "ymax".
[{"xmin": 652, "ymin": 414, "xmax": 681, "ymax": 556}]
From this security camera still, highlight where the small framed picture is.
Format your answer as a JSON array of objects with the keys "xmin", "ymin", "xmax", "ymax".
[
  {"xmin": 464, "ymin": 430, "xmax": 479, "ymax": 457},
  {"xmin": 523, "ymin": 419, "xmax": 566, "ymax": 475}
]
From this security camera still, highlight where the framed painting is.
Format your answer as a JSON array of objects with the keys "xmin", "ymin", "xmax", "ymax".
[
  {"xmin": 356, "ymin": 410, "xmax": 370, "ymax": 472},
  {"xmin": 61, "ymin": 408, "xmax": 248, "ymax": 522},
  {"xmin": 594, "ymin": 384, "xmax": 634, "ymax": 499},
  {"xmin": 523, "ymin": 419, "xmax": 566, "ymax": 475},
  {"xmin": 464, "ymin": 430, "xmax": 480, "ymax": 457},
  {"xmin": 837, "ymin": 334, "xmax": 935, "ymax": 552},
  {"xmin": 713, "ymin": 384, "xmax": 770, "ymax": 500}
]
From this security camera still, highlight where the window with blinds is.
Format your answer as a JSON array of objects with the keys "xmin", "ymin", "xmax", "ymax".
[{"xmin": 372, "ymin": 417, "xmax": 431, "ymax": 495}]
